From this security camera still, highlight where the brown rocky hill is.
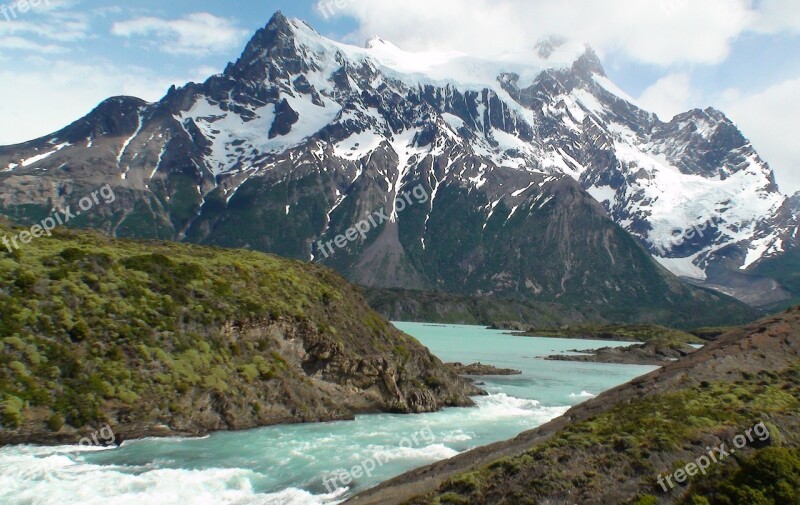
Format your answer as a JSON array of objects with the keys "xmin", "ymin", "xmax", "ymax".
[{"xmin": 348, "ymin": 307, "xmax": 800, "ymax": 504}]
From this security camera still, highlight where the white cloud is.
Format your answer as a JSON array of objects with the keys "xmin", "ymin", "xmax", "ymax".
[
  {"xmin": 0, "ymin": 36, "xmax": 66, "ymax": 53},
  {"xmin": 111, "ymin": 12, "xmax": 248, "ymax": 57},
  {"xmin": 751, "ymin": 0, "xmax": 800, "ymax": 33},
  {"xmin": 0, "ymin": 60, "xmax": 191, "ymax": 145},
  {"xmin": 0, "ymin": 7, "xmax": 232, "ymax": 145},
  {"xmin": 321, "ymin": 0, "xmax": 753, "ymax": 66},
  {"xmin": 637, "ymin": 73, "xmax": 698, "ymax": 121},
  {"xmin": 0, "ymin": 1, "xmax": 89, "ymax": 44},
  {"xmin": 718, "ymin": 78, "xmax": 800, "ymax": 193}
]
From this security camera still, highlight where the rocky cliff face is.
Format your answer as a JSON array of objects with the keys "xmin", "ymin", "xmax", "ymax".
[
  {"xmin": 0, "ymin": 12, "xmax": 791, "ymax": 315},
  {"xmin": 0, "ymin": 222, "xmax": 479, "ymax": 446}
]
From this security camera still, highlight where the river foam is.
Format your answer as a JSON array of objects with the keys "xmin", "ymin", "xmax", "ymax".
[{"xmin": 1, "ymin": 323, "xmax": 655, "ymax": 504}]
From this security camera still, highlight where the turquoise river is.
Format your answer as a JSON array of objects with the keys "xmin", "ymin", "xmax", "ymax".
[{"xmin": 0, "ymin": 323, "xmax": 658, "ymax": 504}]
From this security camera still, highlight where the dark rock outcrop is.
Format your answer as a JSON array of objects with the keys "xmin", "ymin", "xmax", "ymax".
[
  {"xmin": 447, "ymin": 362, "xmax": 522, "ymax": 376},
  {"xmin": 544, "ymin": 341, "xmax": 699, "ymax": 365}
]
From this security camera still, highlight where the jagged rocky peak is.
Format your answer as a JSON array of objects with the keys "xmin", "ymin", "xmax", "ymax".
[
  {"xmin": 225, "ymin": 11, "xmax": 315, "ymax": 80},
  {"xmin": 654, "ymin": 106, "xmax": 776, "ymax": 182},
  {"xmin": 535, "ymin": 36, "xmax": 568, "ymax": 58},
  {"xmin": 570, "ymin": 47, "xmax": 606, "ymax": 77},
  {"xmin": 668, "ymin": 107, "xmax": 738, "ymax": 136},
  {"xmin": 78, "ymin": 96, "xmax": 148, "ymax": 136},
  {"xmin": 242, "ymin": 11, "xmax": 296, "ymax": 56}
]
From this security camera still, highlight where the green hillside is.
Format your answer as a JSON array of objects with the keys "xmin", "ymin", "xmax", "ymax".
[{"xmin": 0, "ymin": 220, "xmax": 477, "ymax": 445}]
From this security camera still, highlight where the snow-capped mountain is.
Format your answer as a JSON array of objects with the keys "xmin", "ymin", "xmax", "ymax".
[{"xmin": 0, "ymin": 12, "xmax": 792, "ymax": 313}]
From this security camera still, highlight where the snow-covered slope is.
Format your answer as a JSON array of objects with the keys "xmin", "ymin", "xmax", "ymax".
[
  {"xmin": 579, "ymin": 108, "xmax": 786, "ymax": 278},
  {"xmin": 285, "ymin": 18, "xmax": 790, "ymax": 287}
]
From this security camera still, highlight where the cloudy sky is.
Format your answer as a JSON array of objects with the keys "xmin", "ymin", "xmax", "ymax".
[{"xmin": 1, "ymin": 0, "xmax": 798, "ymax": 191}]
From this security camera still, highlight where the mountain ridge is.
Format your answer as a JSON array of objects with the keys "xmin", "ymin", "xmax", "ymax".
[{"xmin": 0, "ymin": 11, "xmax": 790, "ymax": 322}]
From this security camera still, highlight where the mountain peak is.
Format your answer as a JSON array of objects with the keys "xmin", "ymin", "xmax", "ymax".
[
  {"xmin": 267, "ymin": 10, "xmax": 289, "ymax": 27},
  {"xmin": 365, "ymin": 35, "xmax": 391, "ymax": 49},
  {"xmin": 571, "ymin": 47, "xmax": 606, "ymax": 77},
  {"xmin": 669, "ymin": 107, "xmax": 734, "ymax": 129},
  {"xmin": 226, "ymin": 11, "xmax": 309, "ymax": 79},
  {"xmin": 257, "ymin": 10, "xmax": 297, "ymax": 44}
]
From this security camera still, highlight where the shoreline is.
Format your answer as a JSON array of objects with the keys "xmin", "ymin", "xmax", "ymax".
[
  {"xmin": 542, "ymin": 341, "xmax": 699, "ymax": 366},
  {"xmin": 1, "ymin": 371, "xmax": 494, "ymax": 448},
  {"xmin": 490, "ymin": 322, "xmax": 706, "ymax": 344}
]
